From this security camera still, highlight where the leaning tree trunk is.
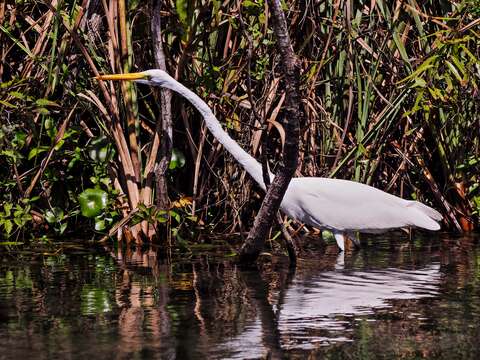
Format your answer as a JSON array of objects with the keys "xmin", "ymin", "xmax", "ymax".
[
  {"xmin": 150, "ymin": 0, "xmax": 173, "ymax": 212},
  {"xmin": 239, "ymin": 0, "xmax": 302, "ymax": 264}
]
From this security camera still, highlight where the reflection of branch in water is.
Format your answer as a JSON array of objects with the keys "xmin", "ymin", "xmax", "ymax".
[
  {"xmin": 108, "ymin": 245, "xmax": 175, "ymax": 359},
  {"xmin": 241, "ymin": 270, "xmax": 284, "ymax": 359},
  {"xmin": 118, "ymin": 275, "xmax": 144, "ymax": 352},
  {"xmin": 272, "ymin": 262, "xmax": 296, "ymax": 320},
  {"xmin": 193, "ymin": 263, "xmax": 206, "ymax": 333}
]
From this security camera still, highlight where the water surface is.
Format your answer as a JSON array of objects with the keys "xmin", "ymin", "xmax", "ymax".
[{"xmin": 1, "ymin": 234, "xmax": 479, "ymax": 359}]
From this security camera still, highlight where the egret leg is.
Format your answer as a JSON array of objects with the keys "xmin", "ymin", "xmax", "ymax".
[
  {"xmin": 335, "ymin": 252, "xmax": 345, "ymax": 270},
  {"xmin": 347, "ymin": 231, "xmax": 361, "ymax": 248},
  {"xmin": 333, "ymin": 232, "xmax": 345, "ymax": 252}
]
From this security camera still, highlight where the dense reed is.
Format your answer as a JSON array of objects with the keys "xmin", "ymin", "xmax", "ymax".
[{"xmin": 0, "ymin": 0, "xmax": 478, "ymax": 242}]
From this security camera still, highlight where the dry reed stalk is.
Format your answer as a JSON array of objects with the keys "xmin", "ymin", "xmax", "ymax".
[
  {"xmin": 192, "ymin": 124, "xmax": 207, "ymax": 216},
  {"xmin": 46, "ymin": 1, "xmax": 141, "ymax": 215},
  {"xmin": 118, "ymin": 0, "xmax": 141, "ymax": 183}
]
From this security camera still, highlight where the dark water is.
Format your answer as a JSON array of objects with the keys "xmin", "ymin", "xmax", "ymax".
[{"xmin": 1, "ymin": 234, "xmax": 480, "ymax": 359}]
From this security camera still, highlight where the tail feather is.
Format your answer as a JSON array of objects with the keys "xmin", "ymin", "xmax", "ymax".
[{"xmin": 407, "ymin": 201, "xmax": 442, "ymax": 230}]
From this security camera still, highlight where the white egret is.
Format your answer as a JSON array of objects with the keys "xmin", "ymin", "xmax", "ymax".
[{"xmin": 97, "ymin": 69, "xmax": 442, "ymax": 251}]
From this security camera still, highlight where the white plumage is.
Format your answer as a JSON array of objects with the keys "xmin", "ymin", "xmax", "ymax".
[{"xmin": 97, "ymin": 69, "xmax": 442, "ymax": 251}]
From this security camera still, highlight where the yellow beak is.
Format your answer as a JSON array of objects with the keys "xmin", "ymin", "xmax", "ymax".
[{"xmin": 95, "ymin": 72, "xmax": 147, "ymax": 81}]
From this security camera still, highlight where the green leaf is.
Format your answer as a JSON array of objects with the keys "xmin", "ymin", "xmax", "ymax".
[
  {"xmin": 242, "ymin": 0, "xmax": 261, "ymax": 8},
  {"xmin": 95, "ymin": 219, "xmax": 106, "ymax": 231},
  {"xmin": 175, "ymin": 0, "xmax": 188, "ymax": 27},
  {"xmin": 78, "ymin": 188, "xmax": 108, "ymax": 218},
  {"xmin": 88, "ymin": 136, "xmax": 111, "ymax": 163},
  {"xmin": 35, "ymin": 98, "xmax": 59, "ymax": 107},
  {"xmin": 169, "ymin": 210, "xmax": 181, "ymax": 223},
  {"xmin": 393, "ymin": 29, "xmax": 410, "ymax": 67},
  {"xmin": 397, "ymin": 55, "xmax": 438, "ymax": 84},
  {"xmin": 445, "ymin": 60, "xmax": 463, "ymax": 83},
  {"xmin": 44, "ymin": 118, "xmax": 54, "ymax": 130},
  {"xmin": 28, "ymin": 146, "xmax": 49, "ymax": 160},
  {"xmin": 449, "ymin": 55, "xmax": 466, "ymax": 77},
  {"xmin": 0, "ymin": 150, "xmax": 17, "ymax": 160},
  {"xmin": 45, "ymin": 207, "xmax": 64, "ymax": 223},
  {"xmin": 13, "ymin": 131, "xmax": 26, "ymax": 148},
  {"xmin": 169, "ymin": 148, "xmax": 186, "ymax": 169},
  {"xmin": 413, "ymin": 77, "xmax": 427, "ymax": 88},
  {"xmin": 3, "ymin": 203, "xmax": 12, "ymax": 217},
  {"xmin": 155, "ymin": 211, "xmax": 168, "ymax": 223},
  {"xmin": 129, "ymin": 0, "xmax": 140, "ymax": 10},
  {"xmin": 54, "ymin": 139, "xmax": 65, "ymax": 151},
  {"xmin": 59, "ymin": 223, "xmax": 67, "ymax": 234},
  {"xmin": 3, "ymin": 220, "xmax": 13, "ymax": 234},
  {"xmin": 0, "ymin": 24, "xmax": 34, "ymax": 57},
  {"xmin": 35, "ymin": 107, "xmax": 50, "ymax": 115},
  {"xmin": 0, "ymin": 100, "xmax": 17, "ymax": 108},
  {"xmin": 8, "ymin": 91, "xmax": 25, "ymax": 100}
]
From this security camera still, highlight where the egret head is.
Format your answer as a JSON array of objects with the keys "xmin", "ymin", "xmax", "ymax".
[{"xmin": 96, "ymin": 69, "xmax": 175, "ymax": 88}]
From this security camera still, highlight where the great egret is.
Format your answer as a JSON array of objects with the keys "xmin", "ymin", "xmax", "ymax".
[{"xmin": 97, "ymin": 69, "xmax": 442, "ymax": 251}]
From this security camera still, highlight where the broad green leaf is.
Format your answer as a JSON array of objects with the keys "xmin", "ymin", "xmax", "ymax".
[
  {"xmin": 169, "ymin": 148, "xmax": 186, "ymax": 169},
  {"xmin": 78, "ymin": 188, "xmax": 108, "ymax": 218}
]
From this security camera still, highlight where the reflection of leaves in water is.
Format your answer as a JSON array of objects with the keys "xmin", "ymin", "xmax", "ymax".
[
  {"xmin": 357, "ymin": 320, "xmax": 373, "ymax": 359},
  {"xmin": 44, "ymin": 254, "xmax": 67, "ymax": 267},
  {"xmin": 13, "ymin": 269, "xmax": 33, "ymax": 290},
  {"xmin": 80, "ymin": 284, "xmax": 112, "ymax": 315},
  {"xmin": 0, "ymin": 271, "xmax": 14, "ymax": 298},
  {"xmin": 0, "ymin": 269, "xmax": 33, "ymax": 298}
]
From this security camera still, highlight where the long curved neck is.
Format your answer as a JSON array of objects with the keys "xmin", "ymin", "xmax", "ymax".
[{"xmin": 155, "ymin": 74, "xmax": 268, "ymax": 190}]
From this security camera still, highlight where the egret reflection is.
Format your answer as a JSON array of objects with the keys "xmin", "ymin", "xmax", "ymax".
[{"xmin": 278, "ymin": 256, "xmax": 440, "ymax": 347}]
